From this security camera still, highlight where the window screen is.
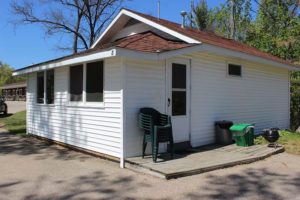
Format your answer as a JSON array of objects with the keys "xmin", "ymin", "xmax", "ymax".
[
  {"xmin": 37, "ymin": 72, "xmax": 44, "ymax": 104},
  {"xmin": 228, "ymin": 64, "xmax": 242, "ymax": 76},
  {"xmin": 70, "ymin": 65, "xmax": 83, "ymax": 101},
  {"xmin": 46, "ymin": 70, "xmax": 54, "ymax": 104},
  {"xmin": 86, "ymin": 61, "xmax": 104, "ymax": 102}
]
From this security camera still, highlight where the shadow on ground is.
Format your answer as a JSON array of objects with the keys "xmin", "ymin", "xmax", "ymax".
[
  {"xmin": 22, "ymin": 172, "xmax": 146, "ymax": 200},
  {"xmin": 1, "ymin": 131, "xmax": 300, "ymax": 199},
  {"xmin": 185, "ymin": 168, "xmax": 300, "ymax": 200},
  {"xmin": 0, "ymin": 114, "xmax": 13, "ymax": 119},
  {"xmin": 0, "ymin": 132, "xmax": 90, "ymax": 161},
  {"xmin": 0, "ymin": 170, "xmax": 152, "ymax": 200}
]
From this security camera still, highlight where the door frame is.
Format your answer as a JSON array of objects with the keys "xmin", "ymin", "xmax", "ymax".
[{"xmin": 166, "ymin": 58, "xmax": 191, "ymax": 143}]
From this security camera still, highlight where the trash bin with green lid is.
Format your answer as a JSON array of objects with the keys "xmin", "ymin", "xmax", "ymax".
[{"xmin": 230, "ymin": 123, "xmax": 255, "ymax": 147}]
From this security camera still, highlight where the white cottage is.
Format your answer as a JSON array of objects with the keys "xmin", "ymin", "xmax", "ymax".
[{"xmin": 14, "ymin": 9, "xmax": 299, "ymax": 167}]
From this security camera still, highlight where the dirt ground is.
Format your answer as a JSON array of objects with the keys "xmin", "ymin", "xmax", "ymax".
[
  {"xmin": 0, "ymin": 129, "xmax": 300, "ymax": 200},
  {"xmin": 5, "ymin": 101, "xmax": 26, "ymax": 114}
]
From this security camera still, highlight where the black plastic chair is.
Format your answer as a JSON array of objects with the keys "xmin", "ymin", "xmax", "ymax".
[{"xmin": 138, "ymin": 108, "xmax": 174, "ymax": 162}]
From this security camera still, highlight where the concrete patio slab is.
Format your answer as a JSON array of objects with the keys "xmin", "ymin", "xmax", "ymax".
[{"xmin": 126, "ymin": 144, "xmax": 284, "ymax": 179}]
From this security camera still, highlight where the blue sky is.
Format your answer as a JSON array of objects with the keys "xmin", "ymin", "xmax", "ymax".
[{"xmin": 0, "ymin": 0, "xmax": 227, "ymax": 69}]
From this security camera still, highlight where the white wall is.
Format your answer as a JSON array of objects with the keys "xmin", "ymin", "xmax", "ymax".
[
  {"xmin": 124, "ymin": 58, "xmax": 166, "ymax": 157},
  {"xmin": 26, "ymin": 52, "xmax": 290, "ymax": 158},
  {"xmin": 123, "ymin": 53, "xmax": 290, "ymax": 157},
  {"xmin": 189, "ymin": 52, "xmax": 290, "ymax": 147},
  {"xmin": 26, "ymin": 57, "xmax": 123, "ymax": 158}
]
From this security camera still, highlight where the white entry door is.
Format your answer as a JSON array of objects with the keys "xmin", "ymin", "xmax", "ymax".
[{"xmin": 166, "ymin": 59, "xmax": 190, "ymax": 143}]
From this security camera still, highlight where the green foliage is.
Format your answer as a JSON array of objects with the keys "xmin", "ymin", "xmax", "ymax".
[
  {"xmin": 253, "ymin": 135, "xmax": 266, "ymax": 145},
  {"xmin": 190, "ymin": 0, "xmax": 252, "ymax": 41},
  {"xmin": 0, "ymin": 63, "xmax": 14, "ymax": 87},
  {"xmin": 212, "ymin": 0, "xmax": 252, "ymax": 41},
  {"xmin": 190, "ymin": 0, "xmax": 211, "ymax": 30},
  {"xmin": 246, "ymin": 0, "xmax": 300, "ymax": 62},
  {"xmin": 0, "ymin": 62, "xmax": 26, "ymax": 89},
  {"xmin": 291, "ymin": 80, "xmax": 300, "ymax": 130}
]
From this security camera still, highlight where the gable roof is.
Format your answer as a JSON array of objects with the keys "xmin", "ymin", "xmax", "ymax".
[
  {"xmin": 110, "ymin": 9, "xmax": 295, "ymax": 67},
  {"xmin": 13, "ymin": 31, "xmax": 192, "ymax": 74},
  {"xmin": 14, "ymin": 8, "xmax": 299, "ymax": 75}
]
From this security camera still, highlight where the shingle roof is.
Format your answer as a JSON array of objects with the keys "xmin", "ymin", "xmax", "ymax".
[
  {"xmin": 125, "ymin": 9, "xmax": 297, "ymax": 67},
  {"xmin": 15, "ymin": 8, "xmax": 298, "ymax": 72},
  {"xmin": 101, "ymin": 31, "xmax": 192, "ymax": 52},
  {"xmin": 14, "ymin": 31, "xmax": 191, "ymax": 72}
]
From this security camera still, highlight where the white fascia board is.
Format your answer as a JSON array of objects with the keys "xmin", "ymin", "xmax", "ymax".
[
  {"xmin": 91, "ymin": 9, "xmax": 201, "ymax": 48},
  {"xmin": 91, "ymin": 11, "xmax": 125, "ymax": 49},
  {"xmin": 13, "ymin": 49, "xmax": 116, "ymax": 76}
]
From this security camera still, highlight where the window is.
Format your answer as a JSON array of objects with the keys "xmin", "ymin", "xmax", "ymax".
[
  {"xmin": 69, "ymin": 65, "xmax": 83, "ymax": 102},
  {"xmin": 228, "ymin": 64, "xmax": 242, "ymax": 77},
  {"xmin": 37, "ymin": 70, "xmax": 55, "ymax": 104},
  {"xmin": 46, "ymin": 70, "xmax": 54, "ymax": 104},
  {"xmin": 37, "ymin": 72, "xmax": 44, "ymax": 104},
  {"xmin": 86, "ymin": 61, "xmax": 104, "ymax": 102},
  {"xmin": 172, "ymin": 63, "xmax": 187, "ymax": 116},
  {"xmin": 69, "ymin": 61, "xmax": 104, "ymax": 104}
]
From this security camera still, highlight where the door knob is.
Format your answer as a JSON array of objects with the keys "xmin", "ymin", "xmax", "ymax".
[{"xmin": 168, "ymin": 98, "xmax": 171, "ymax": 107}]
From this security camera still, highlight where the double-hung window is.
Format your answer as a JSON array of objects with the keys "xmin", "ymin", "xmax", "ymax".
[
  {"xmin": 36, "ymin": 69, "xmax": 55, "ymax": 104},
  {"xmin": 69, "ymin": 61, "xmax": 104, "ymax": 104}
]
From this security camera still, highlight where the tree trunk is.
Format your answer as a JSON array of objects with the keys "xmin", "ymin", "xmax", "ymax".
[
  {"xmin": 229, "ymin": 0, "xmax": 236, "ymax": 39},
  {"xmin": 73, "ymin": 10, "xmax": 83, "ymax": 54}
]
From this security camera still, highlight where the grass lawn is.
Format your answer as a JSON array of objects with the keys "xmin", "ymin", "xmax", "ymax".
[
  {"xmin": 0, "ymin": 111, "xmax": 27, "ymax": 136},
  {"xmin": 255, "ymin": 131, "xmax": 300, "ymax": 155}
]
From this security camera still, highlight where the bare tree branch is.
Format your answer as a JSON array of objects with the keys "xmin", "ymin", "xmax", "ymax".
[{"xmin": 11, "ymin": 0, "xmax": 125, "ymax": 53}]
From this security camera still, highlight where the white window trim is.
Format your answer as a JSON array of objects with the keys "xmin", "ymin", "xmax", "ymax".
[
  {"xmin": 226, "ymin": 62, "xmax": 243, "ymax": 78},
  {"xmin": 68, "ymin": 61, "xmax": 105, "ymax": 108}
]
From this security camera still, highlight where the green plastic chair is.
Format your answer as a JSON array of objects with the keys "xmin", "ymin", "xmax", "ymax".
[{"xmin": 138, "ymin": 108, "xmax": 174, "ymax": 162}]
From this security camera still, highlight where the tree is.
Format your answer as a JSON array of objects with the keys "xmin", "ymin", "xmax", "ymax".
[
  {"xmin": 190, "ymin": 0, "xmax": 211, "ymax": 30},
  {"xmin": 11, "ymin": 0, "xmax": 126, "ymax": 53},
  {"xmin": 0, "ymin": 62, "xmax": 26, "ymax": 87},
  {"xmin": 210, "ymin": 0, "xmax": 252, "ymax": 41},
  {"xmin": 246, "ymin": 0, "xmax": 300, "ymax": 62}
]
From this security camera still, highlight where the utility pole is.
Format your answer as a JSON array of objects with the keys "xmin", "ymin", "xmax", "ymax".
[{"xmin": 157, "ymin": 0, "xmax": 160, "ymax": 20}]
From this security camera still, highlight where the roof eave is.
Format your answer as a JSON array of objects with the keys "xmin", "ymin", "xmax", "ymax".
[
  {"xmin": 13, "ymin": 43, "xmax": 299, "ymax": 76},
  {"xmin": 13, "ymin": 48, "xmax": 117, "ymax": 76}
]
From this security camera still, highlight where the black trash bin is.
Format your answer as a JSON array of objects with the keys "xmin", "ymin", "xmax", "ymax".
[{"xmin": 215, "ymin": 121, "xmax": 234, "ymax": 145}]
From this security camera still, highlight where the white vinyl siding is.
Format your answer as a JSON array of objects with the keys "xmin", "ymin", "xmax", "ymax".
[
  {"xmin": 122, "ymin": 54, "xmax": 289, "ymax": 156},
  {"xmin": 189, "ymin": 52, "xmax": 290, "ymax": 147},
  {"xmin": 124, "ymin": 58, "xmax": 166, "ymax": 157},
  {"xmin": 26, "ymin": 58, "xmax": 122, "ymax": 157}
]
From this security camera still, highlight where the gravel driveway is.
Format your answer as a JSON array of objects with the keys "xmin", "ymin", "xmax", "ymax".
[
  {"xmin": 0, "ymin": 129, "xmax": 300, "ymax": 200},
  {"xmin": 5, "ymin": 101, "xmax": 26, "ymax": 114}
]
